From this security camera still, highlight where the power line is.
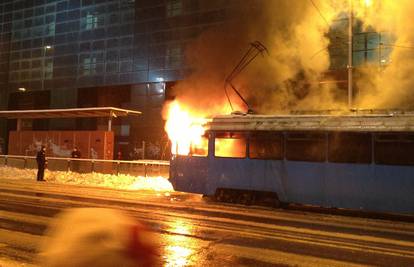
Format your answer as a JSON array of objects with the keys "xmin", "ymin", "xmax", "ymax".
[
  {"xmin": 381, "ymin": 43, "xmax": 414, "ymax": 50},
  {"xmin": 310, "ymin": 46, "xmax": 329, "ymax": 59},
  {"xmin": 309, "ymin": 0, "xmax": 330, "ymax": 27}
]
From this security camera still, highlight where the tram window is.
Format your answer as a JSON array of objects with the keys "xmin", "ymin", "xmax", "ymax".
[
  {"xmin": 328, "ymin": 132, "xmax": 372, "ymax": 164},
  {"xmin": 215, "ymin": 132, "xmax": 246, "ymax": 158},
  {"xmin": 190, "ymin": 136, "xmax": 208, "ymax": 157},
  {"xmin": 286, "ymin": 132, "xmax": 326, "ymax": 162},
  {"xmin": 249, "ymin": 133, "xmax": 283, "ymax": 159},
  {"xmin": 374, "ymin": 133, "xmax": 414, "ymax": 165}
]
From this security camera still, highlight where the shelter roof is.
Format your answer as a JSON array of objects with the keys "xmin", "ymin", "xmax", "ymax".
[{"xmin": 0, "ymin": 107, "xmax": 141, "ymax": 119}]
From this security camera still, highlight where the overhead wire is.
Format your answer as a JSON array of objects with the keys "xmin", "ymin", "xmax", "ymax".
[
  {"xmin": 309, "ymin": 0, "xmax": 330, "ymax": 27},
  {"xmin": 224, "ymin": 41, "xmax": 268, "ymax": 113}
]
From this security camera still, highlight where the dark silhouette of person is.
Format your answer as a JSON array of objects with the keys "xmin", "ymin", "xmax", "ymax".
[
  {"xmin": 36, "ymin": 145, "xmax": 47, "ymax": 181},
  {"xmin": 71, "ymin": 147, "xmax": 81, "ymax": 172},
  {"xmin": 71, "ymin": 147, "xmax": 81, "ymax": 158}
]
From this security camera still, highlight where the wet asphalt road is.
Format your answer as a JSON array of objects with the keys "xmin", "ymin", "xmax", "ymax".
[{"xmin": 0, "ymin": 178, "xmax": 413, "ymax": 267}]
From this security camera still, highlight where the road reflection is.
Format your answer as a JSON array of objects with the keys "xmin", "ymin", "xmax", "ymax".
[{"xmin": 163, "ymin": 219, "xmax": 197, "ymax": 267}]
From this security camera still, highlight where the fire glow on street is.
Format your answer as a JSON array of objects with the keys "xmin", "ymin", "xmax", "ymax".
[{"xmin": 0, "ymin": 178, "xmax": 413, "ymax": 267}]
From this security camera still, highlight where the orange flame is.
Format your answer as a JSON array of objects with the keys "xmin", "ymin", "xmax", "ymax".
[{"xmin": 164, "ymin": 101, "xmax": 207, "ymax": 155}]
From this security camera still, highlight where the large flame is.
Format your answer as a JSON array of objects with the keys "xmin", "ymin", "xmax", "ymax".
[{"xmin": 164, "ymin": 101, "xmax": 208, "ymax": 155}]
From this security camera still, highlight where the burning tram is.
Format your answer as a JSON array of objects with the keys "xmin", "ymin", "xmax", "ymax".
[{"xmin": 169, "ymin": 111, "xmax": 414, "ymax": 214}]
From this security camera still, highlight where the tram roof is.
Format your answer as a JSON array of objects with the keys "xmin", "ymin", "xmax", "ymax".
[
  {"xmin": 207, "ymin": 111, "xmax": 414, "ymax": 132},
  {"xmin": 0, "ymin": 107, "xmax": 141, "ymax": 119}
]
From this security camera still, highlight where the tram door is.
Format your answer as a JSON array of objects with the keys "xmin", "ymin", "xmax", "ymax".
[
  {"xmin": 170, "ymin": 135, "xmax": 210, "ymax": 194},
  {"xmin": 208, "ymin": 132, "xmax": 251, "ymax": 194}
]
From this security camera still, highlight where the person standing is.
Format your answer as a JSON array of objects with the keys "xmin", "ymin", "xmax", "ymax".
[
  {"xmin": 36, "ymin": 145, "xmax": 47, "ymax": 181},
  {"xmin": 71, "ymin": 147, "xmax": 81, "ymax": 158},
  {"xmin": 71, "ymin": 147, "xmax": 81, "ymax": 172}
]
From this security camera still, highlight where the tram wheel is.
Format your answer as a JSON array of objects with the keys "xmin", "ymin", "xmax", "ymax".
[{"xmin": 214, "ymin": 188, "xmax": 281, "ymax": 208}]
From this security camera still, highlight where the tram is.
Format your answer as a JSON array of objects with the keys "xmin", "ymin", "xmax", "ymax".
[{"xmin": 169, "ymin": 111, "xmax": 414, "ymax": 214}]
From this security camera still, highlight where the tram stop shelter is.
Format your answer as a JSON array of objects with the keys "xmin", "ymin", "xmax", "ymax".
[{"xmin": 0, "ymin": 107, "xmax": 141, "ymax": 159}]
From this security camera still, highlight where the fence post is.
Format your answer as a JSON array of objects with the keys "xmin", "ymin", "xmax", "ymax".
[
  {"xmin": 116, "ymin": 161, "xmax": 120, "ymax": 175},
  {"xmin": 23, "ymin": 157, "xmax": 27, "ymax": 169},
  {"xmin": 144, "ymin": 163, "xmax": 147, "ymax": 178},
  {"xmin": 67, "ymin": 160, "xmax": 70, "ymax": 172},
  {"xmin": 91, "ymin": 160, "xmax": 94, "ymax": 172},
  {"xmin": 5, "ymin": 155, "xmax": 7, "ymax": 166}
]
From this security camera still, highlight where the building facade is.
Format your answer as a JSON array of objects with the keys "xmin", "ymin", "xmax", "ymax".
[{"xmin": 0, "ymin": 0, "xmax": 230, "ymax": 157}]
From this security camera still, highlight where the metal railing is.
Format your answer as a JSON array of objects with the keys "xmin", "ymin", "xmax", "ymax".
[{"xmin": 0, "ymin": 155, "xmax": 170, "ymax": 178}]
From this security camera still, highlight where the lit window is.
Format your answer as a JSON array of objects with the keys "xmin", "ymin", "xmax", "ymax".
[
  {"xmin": 82, "ymin": 56, "xmax": 97, "ymax": 75},
  {"xmin": 190, "ymin": 136, "xmax": 208, "ymax": 157},
  {"xmin": 215, "ymin": 133, "xmax": 246, "ymax": 158},
  {"xmin": 87, "ymin": 13, "xmax": 98, "ymax": 29},
  {"xmin": 44, "ymin": 60, "xmax": 53, "ymax": 79},
  {"xmin": 82, "ymin": 12, "xmax": 103, "ymax": 30},
  {"xmin": 45, "ymin": 22, "xmax": 55, "ymax": 36}
]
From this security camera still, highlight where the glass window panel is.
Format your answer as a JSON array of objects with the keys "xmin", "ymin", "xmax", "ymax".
[
  {"xmin": 34, "ymin": 17, "xmax": 44, "ymax": 26},
  {"xmin": 353, "ymin": 33, "xmax": 365, "ymax": 51},
  {"xmin": 13, "ymin": 31, "xmax": 21, "ymax": 39},
  {"xmin": 12, "ymin": 20, "xmax": 23, "ymax": 30},
  {"xmin": 380, "ymin": 47, "xmax": 392, "ymax": 66},
  {"xmin": 13, "ymin": 11, "xmax": 23, "ymax": 20},
  {"xmin": 32, "ymin": 60, "xmax": 41, "ymax": 68},
  {"xmin": 166, "ymin": 0, "xmax": 183, "ymax": 17},
  {"xmin": 44, "ymin": 60, "xmax": 53, "ymax": 79},
  {"xmin": 366, "ymin": 49, "xmax": 379, "ymax": 65},
  {"xmin": 367, "ymin": 32, "xmax": 380, "ymax": 49},
  {"xmin": 105, "ymin": 62, "xmax": 118, "ymax": 72},
  {"xmin": 9, "ymin": 71, "xmax": 19, "ymax": 81},
  {"xmin": 380, "ymin": 32, "xmax": 396, "ymax": 46},
  {"xmin": 328, "ymin": 132, "xmax": 372, "ymax": 163},
  {"xmin": 45, "ymin": 5, "xmax": 56, "ymax": 14},
  {"xmin": 45, "ymin": 22, "xmax": 55, "ymax": 36},
  {"xmin": 353, "ymin": 51, "xmax": 365, "ymax": 66},
  {"xmin": 21, "ymin": 71, "xmax": 30, "ymax": 80},
  {"xmin": 45, "ymin": 14, "xmax": 55, "ymax": 24},
  {"xmin": 34, "ymin": 7, "xmax": 44, "ymax": 16},
  {"xmin": 375, "ymin": 133, "xmax": 414, "ymax": 165},
  {"xmin": 21, "ymin": 61, "xmax": 30, "ymax": 69},
  {"xmin": 286, "ymin": 132, "xmax": 326, "ymax": 162},
  {"xmin": 33, "ymin": 27, "xmax": 43, "ymax": 37},
  {"xmin": 215, "ymin": 133, "xmax": 246, "ymax": 158},
  {"xmin": 31, "ymin": 69, "xmax": 41, "ymax": 79},
  {"xmin": 190, "ymin": 136, "xmax": 208, "ymax": 157},
  {"xmin": 249, "ymin": 133, "xmax": 283, "ymax": 160}
]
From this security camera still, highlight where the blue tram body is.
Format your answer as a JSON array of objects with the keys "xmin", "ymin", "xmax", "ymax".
[{"xmin": 169, "ymin": 113, "xmax": 414, "ymax": 214}]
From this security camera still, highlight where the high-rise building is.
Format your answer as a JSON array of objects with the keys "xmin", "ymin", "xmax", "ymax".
[{"xmin": 0, "ymin": 0, "xmax": 231, "ymax": 155}]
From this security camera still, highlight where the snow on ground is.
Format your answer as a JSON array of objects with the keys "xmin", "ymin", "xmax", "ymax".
[
  {"xmin": 0, "ymin": 166, "xmax": 173, "ymax": 192},
  {"xmin": 0, "ymin": 257, "xmax": 37, "ymax": 267}
]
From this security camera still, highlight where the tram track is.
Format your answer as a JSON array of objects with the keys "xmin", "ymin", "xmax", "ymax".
[
  {"xmin": 0, "ymin": 186, "xmax": 413, "ymax": 242},
  {"xmin": 0, "ymin": 179, "xmax": 413, "ymax": 266}
]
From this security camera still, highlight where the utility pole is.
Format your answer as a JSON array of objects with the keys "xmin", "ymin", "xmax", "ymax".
[{"xmin": 348, "ymin": 0, "xmax": 353, "ymax": 109}]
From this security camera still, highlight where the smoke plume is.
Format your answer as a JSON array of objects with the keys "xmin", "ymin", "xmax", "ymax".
[
  {"xmin": 167, "ymin": 0, "xmax": 343, "ymax": 116},
  {"xmin": 355, "ymin": 0, "xmax": 414, "ymax": 109},
  {"xmin": 167, "ymin": 0, "xmax": 414, "ymax": 116}
]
